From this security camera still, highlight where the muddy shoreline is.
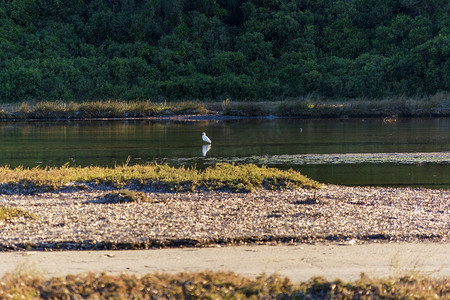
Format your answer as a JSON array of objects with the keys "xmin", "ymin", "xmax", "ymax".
[
  {"xmin": 1, "ymin": 184, "xmax": 448, "ymax": 251},
  {"xmin": 2, "ymin": 114, "xmax": 450, "ymax": 123}
]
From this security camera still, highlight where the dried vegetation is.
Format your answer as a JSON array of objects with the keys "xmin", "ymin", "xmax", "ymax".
[
  {"xmin": 0, "ymin": 271, "xmax": 448, "ymax": 299},
  {"xmin": 222, "ymin": 93, "xmax": 450, "ymax": 118},
  {"xmin": 1, "ymin": 94, "xmax": 449, "ymax": 120},
  {"xmin": 0, "ymin": 100, "xmax": 209, "ymax": 119},
  {"xmin": 0, "ymin": 206, "xmax": 37, "ymax": 221}
]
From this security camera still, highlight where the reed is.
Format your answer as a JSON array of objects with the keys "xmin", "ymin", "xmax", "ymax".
[
  {"xmin": 222, "ymin": 93, "xmax": 450, "ymax": 117},
  {"xmin": 0, "ymin": 100, "xmax": 209, "ymax": 119},
  {"xmin": 0, "ymin": 94, "xmax": 448, "ymax": 119}
]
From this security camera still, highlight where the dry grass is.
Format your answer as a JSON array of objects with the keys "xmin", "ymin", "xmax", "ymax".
[
  {"xmin": 0, "ymin": 163, "xmax": 320, "ymax": 192},
  {"xmin": 1, "ymin": 100, "xmax": 209, "ymax": 119},
  {"xmin": 0, "ymin": 206, "xmax": 37, "ymax": 221},
  {"xmin": 0, "ymin": 271, "xmax": 447, "ymax": 299}
]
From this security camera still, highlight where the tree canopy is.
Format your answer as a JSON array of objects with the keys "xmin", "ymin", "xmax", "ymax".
[{"xmin": 0, "ymin": 0, "xmax": 449, "ymax": 102}]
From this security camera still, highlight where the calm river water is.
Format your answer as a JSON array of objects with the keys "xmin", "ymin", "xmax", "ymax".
[{"xmin": 1, "ymin": 118, "xmax": 449, "ymax": 188}]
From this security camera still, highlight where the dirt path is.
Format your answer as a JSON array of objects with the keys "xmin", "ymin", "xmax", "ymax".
[{"xmin": 1, "ymin": 242, "xmax": 448, "ymax": 282}]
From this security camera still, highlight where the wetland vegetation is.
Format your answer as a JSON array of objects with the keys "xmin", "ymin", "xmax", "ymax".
[
  {"xmin": 0, "ymin": 100, "xmax": 209, "ymax": 120},
  {"xmin": 0, "ymin": 95, "xmax": 449, "ymax": 120}
]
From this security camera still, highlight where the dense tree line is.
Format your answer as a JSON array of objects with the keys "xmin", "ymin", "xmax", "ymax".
[{"xmin": 0, "ymin": 0, "xmax": 448, "ymax": 102}]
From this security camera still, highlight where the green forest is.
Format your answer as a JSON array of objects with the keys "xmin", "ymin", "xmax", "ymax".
[{"xmin": 0, "ymin": 0, "xmax": 449, "ymax": 102}]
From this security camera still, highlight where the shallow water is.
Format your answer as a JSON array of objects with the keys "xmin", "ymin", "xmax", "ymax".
[{"xmin": 0, "ymin": 118, "xmax": 449, "ymax": 187}]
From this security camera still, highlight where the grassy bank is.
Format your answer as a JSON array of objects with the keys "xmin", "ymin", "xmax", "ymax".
[
  {"xmin": 0, "ymin": 100, "xmax": 209, "ymax": 120},
  {"xmin": 220, "ymin": 93, "xmax": 450, "ymax": 118},
  {"xmin": 1, "ymin": 271, "xmax": 448, "ymax": 299},
  {"xmin": 0, "ymin": 163, "xmax": 320, "ymax": 193},
  {"xmin": 0, "ymin": 94, "xmax": 449, "ymax": 120}
]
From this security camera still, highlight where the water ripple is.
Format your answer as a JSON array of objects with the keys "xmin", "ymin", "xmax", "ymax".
[
  {"xmin": 221, "ymin": 152, "xmax": 450, "ymax": 165},
  {"xmin": 167, "ymin": 152, "xmax": 450, "ymax": 166}
]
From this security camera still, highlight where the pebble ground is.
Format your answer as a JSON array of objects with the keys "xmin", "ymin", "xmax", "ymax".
[{"xmin": 0, "ymin": 185, "xmax": 448, "ymax": 250}]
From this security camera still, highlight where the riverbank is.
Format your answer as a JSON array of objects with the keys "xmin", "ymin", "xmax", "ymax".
[
  {"xmin": 1, "ymin": 96, "xmax": 449, "ymax": 121},
  {"xmin": 0, "ymin": 184, "xmax": 448, "ymax": 251}
]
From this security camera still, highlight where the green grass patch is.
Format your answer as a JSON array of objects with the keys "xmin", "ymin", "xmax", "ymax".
[
  {"xmin": 0, "ymin": 206, "xmax": 37, "ymax": 221},
  {"xmin": 0, "ymin": 163, "xmax": 320, "ymax": 192},
  {"xmin": 0, "ymin": 271, "xmax": 447, "ymax": 299}
]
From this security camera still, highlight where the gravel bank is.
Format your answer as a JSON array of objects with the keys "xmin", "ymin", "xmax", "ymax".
[{"xmin": 0, "ymin": 185, "xmax": 448, "ymax": 250}]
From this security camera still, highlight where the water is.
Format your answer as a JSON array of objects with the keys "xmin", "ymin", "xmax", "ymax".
[{"xmin": 0, "ymin": 118, "xmax": 449, "ymax": 188}]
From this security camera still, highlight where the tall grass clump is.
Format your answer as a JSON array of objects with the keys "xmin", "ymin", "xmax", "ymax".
[
  {"xmin": 33, "ymin": 101, "xmax": 70, "ymax": 118},
  {"xmin": 221, "ymin": 99, "xmax": 279, "ymax": 116},
  {"xmin": 0, "ymin": 163, "xmax": 320, "ymax": 192},
  {"xmin": 277, "ymin": 100, "xmax": 316, "ymax": 116},
  {"xmin": 0, "ymin": 109, "xmax": 8, "ymax": 119}
]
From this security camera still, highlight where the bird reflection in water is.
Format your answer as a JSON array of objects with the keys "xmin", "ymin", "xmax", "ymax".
[{"xmin": 202, "ymin": 144, "xmax": 211, "ymax": 157}]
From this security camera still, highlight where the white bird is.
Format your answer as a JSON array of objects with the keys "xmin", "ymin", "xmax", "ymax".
[{"xmin": 202, "ymin": 132, "xmax": 212, "ymax": 144}]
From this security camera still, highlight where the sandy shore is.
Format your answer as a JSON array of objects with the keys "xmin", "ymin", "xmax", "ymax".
[{"xmin": 0, "ymin": 184, "xmax": 448, "ymax": 250}]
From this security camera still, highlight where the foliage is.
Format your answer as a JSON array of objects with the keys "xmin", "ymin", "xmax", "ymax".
[
  {"xmin": 0, "ymin": 163, "xmax": 321, "ymax": 192},
  {"xmin": 0, "ymin": 271, "xmax": 448, "ymax": 299},
  {"xmin": 0, "ymin": 0, "xmax": 448, "ymax": 102}
]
